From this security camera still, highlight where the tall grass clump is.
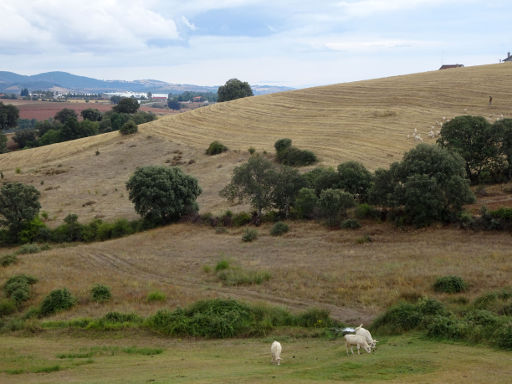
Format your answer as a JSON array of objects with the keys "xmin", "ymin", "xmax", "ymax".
[
  {"xmin": 147, "ymin": 291, "xmax": 166, "ymax": 302},
  {"xmin": 242, "ymin": 228, "xmax": 258, "ymax": 242},
  {"xmin": 433, "ymin": 276, "xmax": 467, "ymax": 293}
]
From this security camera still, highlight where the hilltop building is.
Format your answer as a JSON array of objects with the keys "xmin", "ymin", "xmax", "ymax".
[
  {"xmin": 439, "ymin": 64, "xmax": 464, "ymax": 70},
  {"xmin": 502, "ymin": 52, "xmax": 512, "ymax": 62}
]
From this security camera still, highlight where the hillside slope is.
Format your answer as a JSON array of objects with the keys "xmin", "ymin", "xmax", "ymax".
[{"xmin": 0, "ymin": 63, "xmax": 511, "ymax": 223}]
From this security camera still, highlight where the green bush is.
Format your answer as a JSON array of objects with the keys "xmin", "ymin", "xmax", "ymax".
[
  {"xmin": 296, "ymin": 308, "xmax": 332, "ymax": 328},
  {"xmin": 91, "ymin": 284, "xmax": 111, "ymax": 303},
  {"xmin": 341, "ymin": 218, "xmax": 361, "ymax": 229},
  {"xmin": 3, "ymin": 275, "xmax": 37, "ymax": 305},
  {"xmin": 0, "ymin": 254, "xmax": 17, "ymax": 267},
  {"xmin": 119, "ymin": 120, "xmax": 138, "ymax": 135},
  {"xmin": 147, "ymin": 291, "xmax": 166, "ymax": 302},
  {"xmin": 232, "ymin": 212, "xmax": 251, "ymax": 227},
  {"xmin": 496, "ymin": 325, "xmax": 512, "ymax": 350},
  {"xmin": 215, "ymin": 259, "xmax": 230, "ymax": 271},
  {"xmin": 206, "ymin": 141, "xmax": 228, "ymax": 155},
  {"xmin": 425, "ymin": 315, "xmax": 464, "ymax": 339},
  {"xmin": 355, "ymin": 203, "xmax": 380, "ymax": 220},
  {"xmin": 270, "ymin": 221, "xmax": 289, "ymax": 236},
  {"xmin": 433, "ymin": 276, "xmax": 467, "ymax": 293},
  {"xmin": 0, "ymin": 298, "xmax": 16, "ymax": 317},
  {"xmin": 274, "ymin": 138, "xmax": 292, "ymax": 153},
  {"xmin": 277, "ymin": 147, "xmax": 317, "ymax": 166},
  {"xmin": 39, "ymin": 288, "xmax": 75, "ymax": 317},
  {"xmin": 242, "ymin": 228, "xmax": 258, "ymax": 242},
  {"xmin": 372, "ymin": 302, "xmax": 422, "ymax": 334}
]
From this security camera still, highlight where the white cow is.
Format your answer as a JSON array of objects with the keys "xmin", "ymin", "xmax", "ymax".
[
  {"xmin": 271, "ymin": 341, "xmax": 282, "ymax": 365},
  {"xmin": 344, "ymin": 334, "xmax": 371, "ymax": 356},
  {"xmin": 355, "ymin": 324, "xmax": 378, "ymax": 350}
]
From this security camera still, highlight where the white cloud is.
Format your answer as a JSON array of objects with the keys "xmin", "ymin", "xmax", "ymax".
[
  {"xmin": 336, "ymin": 0, "xmax": 473, "ymax": 17},
  {"xmin": 181, "ymin": 16, "xmax": 197, "ymax": 31},
  {"xmin": 0, "ymin": 0, "xmax": 179, "ymax": 53}
]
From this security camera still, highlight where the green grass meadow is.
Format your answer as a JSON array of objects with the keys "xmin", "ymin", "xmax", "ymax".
[{"xmin": 0, "ymin": 333, "xmax": 511, "ymax": 384}]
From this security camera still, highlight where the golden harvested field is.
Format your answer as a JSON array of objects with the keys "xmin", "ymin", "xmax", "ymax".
[{"xmin": 1, "ymin": 63, "xmax": 512, "ymax": 223}]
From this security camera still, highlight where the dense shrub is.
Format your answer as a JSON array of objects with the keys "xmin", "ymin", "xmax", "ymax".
[
  {"xmin": 277, "ymin": 146, "xmax": 317, "ymax": 166},
  {"xmin": 217, "ymin": 268, "xmax": 271, "ymax": 286},
  {"xmin": 341, "ymin": 218, "xmax": 361, "ymax": 229},
  {"xmin": 91, "ymin": 284, "xmax": 112, "ymax": 303},
  {"xmin": 3, "ymin": 274, "xmax": 37, "ymax": 306},
  {"xmin": 425, "ymin": 315, "xmax": 464, "ymax": 339},
  {"xmin": 270, "ymin": 221, "xmax": 289, "ymax": 236},
  {"xmin": 102, "ymin": 312, "xmax": 142, "ymax": 323},
  {"xmin": 215, "ymin": 259, "xmax": 230, "ymax": 271},
  {"xmin": 39, "ymin": 288, "xmax": 75, "ymax": 317},
  {"xmin": 319, "ymin": 189, "xmax": 355, "ymax": 227},
  {"xmin": 274, "ymin": 138, "xmax": 292, "ymax": 153},
  {"xmin": 0, "ymin": 298, "xmax": 16, "ymax": 317},
  {"xmin": 242, "ymin": 228, "xmax": 258, "ymax": 242},
  {"xmin": 295, "ymin": 188, "xmax": 319, "ymax": 219},
  {"xmin": 355, "ymin": 203, "xmax": 380, "ymax": 220},
  {"xmin": 372, "ymin": 302, "xmax": 422, "ymax": 334},
  {"xmin": 337, "ymin": 161, "xmax": 374, "ymax": 202},
  {"xmin": 433, "ymin": 276, "xmax": 467, "ymax": 293},
  {"xmin": 0, "ymin": 254, "xmax": 17, "ymax": 267},
  {"xmin": 496, "ymin": 325, "xmax": 512, "ymax": 350},
  {"xmin": 206, "ymin": 141, "xmax": 228, "ymax": 155},
  {"xmin": 119, "ymin": 120, "xmax": 137, "ymax": 135},
  {"xmin": 296, "ymin": 308, "xmax": 333, "ymax": 328}
]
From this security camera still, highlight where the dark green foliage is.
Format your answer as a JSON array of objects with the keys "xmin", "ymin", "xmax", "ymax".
[
  {"xmin": 433, "ymin": 276, "xmax": 467, "ymax": 293},
  {"xmin": 270, "ymin": 221, "xmax": 289, "ymax": 236},
  {"xmin": 296, "ymin": 308, "xmax": 333, "ymax": 328},
  {"xmin": 0, "ymin": 298, "xmax": 16, "ymax": 316},
  {"xmin": 277, "ymin": 146, "xmax": 317, "ymax": 166},
  {"xmin": 221, "ymin": 155, "xmax": 275, "ymax": 217},
  {"xmin": 0, "ymin": 183, "xmax": 41, "ymax": 232},
  {"xmin": 425, "ymin": 315, "xmax": 464, "ymax": 339},
  {"xmin": 274, "ymin": 138, "xmax": 292, "ymax": 153},
  {"xmin": 0, "ymin": 133, "xmax": 7, "ymax": 154},
  {"xmin": 215, "ymin": 259, "xmax": 230, "ymax": 271},
  {"xmin": 81, "ymin": 108, "xmax": 102, "ymax": 121},
  {"xmin": 302, "ymin": 167, "xmax": 340, "ymax": 195},
  {"xmin": 319, "ymin": 189, "xmax": 355, "ymax": 227},
  {"xmin": 217, "ymin": 78, "xmax": 253, "ymax": 102},
  {"xmin": 0, "ymin": 102, "xmax": 19, "ymax": 130},
  {"xmin": 131, "ymin": 111, "xmax": 156, "ymax": 124},
  {"xmin": 295, "ymin": 188, "xmax": 318, "ymax": 219},
  {"xmin": 120, "ymin": 120, "xmax": 137, "ymax": 135},
  {"xmin": 496, "ymin": 118, "xmax": 512, "ymax": 179},
  {"xmin": 38, "ymin": 129, "xmax": 61, "ymax": 146},
  {"xmin": 167, "ymin": 98, "xmax": 181, "ymax": 110},
  {"xmin": 337, "ymin": 161, "xmax": 374, "ymax": 202},
  {"xmin": 242, "ymin": 228, "xmax": 258, "ymax": 242},
  {"xmin": 375, "ymin": 144, "xmax": 475, "ymax": 227},
  {"xmin": 437, "ymin": 115, "xmax": 502, "ymax": 184},
  {"xmin": 113, "ymin": 97, "xmax": 140, "ymax": 113},
  {"xmin": 13, "ymin": 129, "xmax": 38, "ymax": 148},
  {"xmin": 355, "ymin": 203, "xmax": 380, "ymax": 220},
  {"xmin": 341, "ymin": 218, "xmax": 361, "ymax": 229},
  {"xmin": 372, "ymin": 302, "xmax": 422, "ymax": 333},
  {"xmin": 3, "ymin": 274, "xmax": 37, "ymax": 306},
  {"xmin": 0, "ymin": 254, "xmax": 17, "ymax": 267},
  {"xmin": 54, "ymin": 108, "xmax": 78, "ymax": 123},
  {"xmin": 206, "ymin": 141, "xmax": 228, "ymax": 155},
  {"xmin": 91, "ymin": 284, "xmax": 111, "ymax": 303},
  {"xmin": 496, "ymin": 325, "xmax": 512, "ymax": 349},
  {"xmin": 126, "ymin": 166, "xmax": 202, "ymax": 224},
  {"xmin": 232, "ymin": 212, "xmax": 251, "ymax": 227},
  {"xmin": 39, "ymin": 288, "xmax": 75, "ymax": 317},
  {"xmin": 271, "ymin": 166, "xmax": 305, "ymax": 217}
]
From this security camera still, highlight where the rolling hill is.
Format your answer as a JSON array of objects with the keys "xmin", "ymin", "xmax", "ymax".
[{"xmin": 1, "ymin": 63, "xmax": 512, "ymax": 326}]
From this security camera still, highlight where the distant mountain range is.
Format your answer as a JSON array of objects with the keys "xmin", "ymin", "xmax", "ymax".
[{"xmin": 0, "ymin": 71, "xmax": 293, "ymax": 96}]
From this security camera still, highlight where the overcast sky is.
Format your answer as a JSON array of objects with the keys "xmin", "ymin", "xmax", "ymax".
[{"xmin": 1, "ymin": 0, "xmax": 510, "ymax": 88}]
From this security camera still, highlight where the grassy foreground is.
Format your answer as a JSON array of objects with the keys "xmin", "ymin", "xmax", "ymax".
[{"xmin": 0, "ymin": 333, "xmax": 510, "ymax": 383}]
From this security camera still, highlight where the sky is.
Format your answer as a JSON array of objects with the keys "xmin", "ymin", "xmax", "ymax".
[{"xmin": 0, "ymin": 0, "xmax": 511, "ymax": 88}]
